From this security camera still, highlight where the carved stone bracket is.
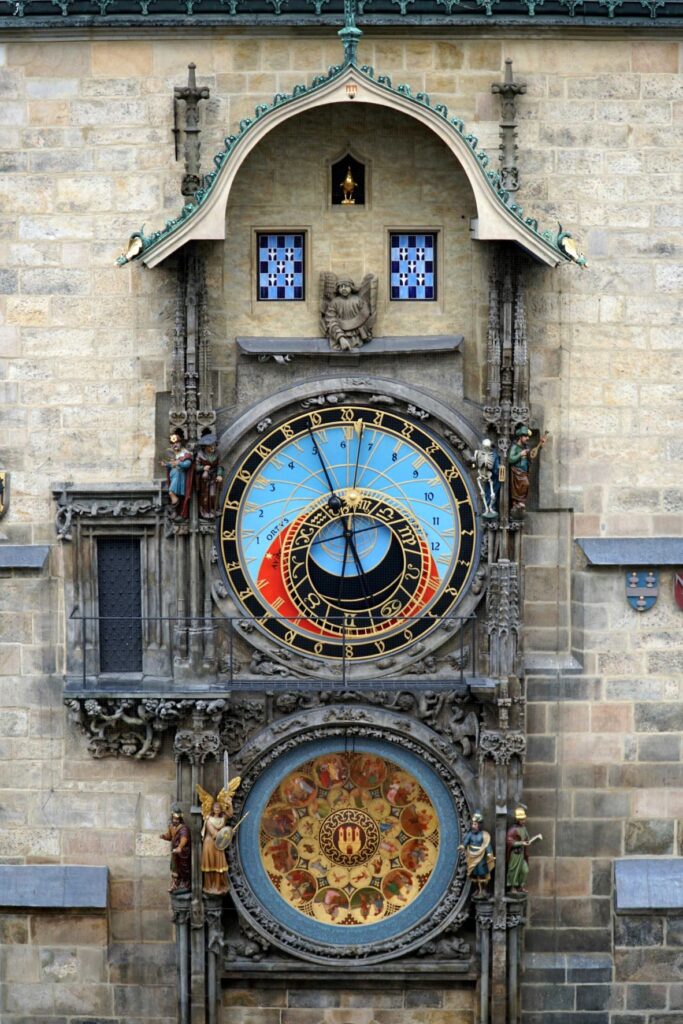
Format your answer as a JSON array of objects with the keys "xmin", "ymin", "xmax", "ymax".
[
  {"xmin": 174, "ymin": 700, "xmax": 226, "ymax": 763},
  {"xmin": 64, "ymin": 697, "xmax": 200, "ymax": 759},
  {"xmin": 65, "ymin": 687, "xmax": 485, "ymax": 764},
  {"xmin": 204, "ymin": 894, "xmax": 224, "ymax": 956},
  {"xmin": 478, "ymin": 730, "xmax": 526, "ymax": 765},
  {"xmin": 52, "ymin": 483, "xmax": 164, "ymax": 541}
]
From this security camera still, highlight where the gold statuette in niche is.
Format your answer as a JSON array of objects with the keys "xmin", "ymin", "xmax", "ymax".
[{"xmin": 259, "ymin": 752, "xmax": 440, "ymax": 926}]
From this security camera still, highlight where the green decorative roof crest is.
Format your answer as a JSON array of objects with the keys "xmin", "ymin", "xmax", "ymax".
[{"xmin": 116, "ymin": 25, "xmax": 585, "ymax": 269}]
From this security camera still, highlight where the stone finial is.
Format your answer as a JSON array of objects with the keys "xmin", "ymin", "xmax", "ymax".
[
  {"xmin": 174, "ymin": 63, "xmax": 211, "ymax": 199},
  {"xmin": 491, "ymin": 59, "xmax": 526, "ymax": 192}
]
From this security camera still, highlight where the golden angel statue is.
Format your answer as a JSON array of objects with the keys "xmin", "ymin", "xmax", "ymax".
[
  {"xmin": 320, "ymin": 272, "xmax": 378, "ymax": 351},
  {"xmin": 196, "ymin": 777, "xmax": 241, "ymax": 895}
]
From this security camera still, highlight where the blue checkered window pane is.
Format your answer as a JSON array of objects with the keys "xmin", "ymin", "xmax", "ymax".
[
  {"xmin": 390, "ymin": 233, "xmax": 436, "ymax": 301},
  {"xmin": 257, "ymin": 233, "xmax": 305, "ymax": 301}
]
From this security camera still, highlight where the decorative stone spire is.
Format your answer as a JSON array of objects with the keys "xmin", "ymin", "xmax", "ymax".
[
  {"xmin": 174, "ymin": 63, "xmax": 211, "ymax": 199},
  {"xmin": 491, "ymin": 59, "xmax": 526, "ymax": 193},
  {"xmin": 339, "ymin": 0, "xmax": 362, "ymax": 65}
]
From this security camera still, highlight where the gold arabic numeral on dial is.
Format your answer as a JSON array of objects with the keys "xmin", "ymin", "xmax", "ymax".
[
  {"xmin": 238, "ymin": 587, "xmax": 253, "ymax": 601},
  {"xmin": 237, "ymin": 468, "xmax": 252, "ymax": 483},
  {"xmin": 372, "ymin": 410, "xmax": 385, "ymax": 427},
  {"xmin": 401, "ymin": 423, "xmax": 414, "ymax": 440},
  {"xmin": 374, "ymin": 639, "xmax": 386, "ymax": 654},
  {"xmin": 340, "ymin": 407, "xmax": 355, "ymax": 422},
  {"xmin": 222, "ymin": 530, "xmax": 236, "ymax": 541},
  {"xmin": 281, "ymin": 423, "xmax": 294, "ymax": 439},
  {"xmin": 284, "ymin": 629, "xmax": 297, "ymax": 645},
  {"xmin": 403, "ymin": 627, "xmax": 414, "ymax": 642},
  {"xmin": 308, "ymin": 411, "xmax": 322, "ymax": 428}
]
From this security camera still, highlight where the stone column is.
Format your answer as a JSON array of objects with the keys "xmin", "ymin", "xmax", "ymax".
[
  {"xmin": 475, "ymin": 899, "xmax": 493, "ymax": 1024},
  {"xmin": 171, "ymin": 892, "xmax": 192, "ymax": 1024},
  {"xmin": 204, "ymin": 894, "xmax": 224, "ymax": 1024}
]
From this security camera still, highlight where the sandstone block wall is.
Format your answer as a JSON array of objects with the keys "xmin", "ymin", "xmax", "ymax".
[{"xmin": 0, "ymin": 28, "xmax": 681, "ymax": 1023}]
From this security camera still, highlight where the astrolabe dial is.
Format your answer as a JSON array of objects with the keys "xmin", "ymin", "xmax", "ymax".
[{"xmin": 219, "ymin": 403, "xmax": 478, "ymax": 661}]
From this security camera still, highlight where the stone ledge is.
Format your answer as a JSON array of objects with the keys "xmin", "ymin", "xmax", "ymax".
[
  {"xmin": 236, "ymin": 335, "xmax": 464, "ymax": 358},
  {"xmin": 615, "ymin": 858, "xmax": 683, "ymax": 914},
  {"xmin": 0, "ymin": 544, "xmax": 49, "ymax": 570},
  {"xmin": 0, "ymin": 865, "xmax": 108, "ymax": 908},
  {"xmin": 577, "ymin": 538, "xmax": 683, "ymax": 567}
]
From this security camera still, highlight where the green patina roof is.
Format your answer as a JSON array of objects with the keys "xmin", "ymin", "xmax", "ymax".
[
  {"xmin": 118, "ymin": 55, "xmax": 585, "ymax": 270},
  {"xmin": 2, "ymin": 0, "xmax": 680, "ymax": 24}
]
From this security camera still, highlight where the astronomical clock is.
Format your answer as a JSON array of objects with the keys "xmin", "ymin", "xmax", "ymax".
[
  {"xmin": 60, "ymin": 34, "xmax": 543, "ymax": 1018},
  {"xmin": 215, "ymin": 385, "xmax": 483, "ymax": 677},
  {"xmin": 207, "ymin": 380, "xmax": 491, "ymax": 968}
]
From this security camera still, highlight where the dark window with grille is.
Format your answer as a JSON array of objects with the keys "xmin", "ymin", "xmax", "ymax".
[{"xmin": 97, "ymin": 537, "xmax": 143, "ymax": 673}]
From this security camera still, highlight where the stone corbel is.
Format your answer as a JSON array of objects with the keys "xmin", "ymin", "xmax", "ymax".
[{"xmin": 64, "ymin": 697, "xmax": 198, "ymax": 760}]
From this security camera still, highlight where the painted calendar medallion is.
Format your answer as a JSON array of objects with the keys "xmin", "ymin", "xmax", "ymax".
[
  {"xmin": 257, "ymin": 752, "xmax": 440, "ymax": 927},
  {"xmin": 233, "ymin": 732, "xmax": 467, "ymax": 962}
]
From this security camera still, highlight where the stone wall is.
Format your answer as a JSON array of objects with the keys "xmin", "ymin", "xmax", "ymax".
[
  {"xmin": 0, "ymin": 27, "xmax": 682, "ymax": 1024},
  {"xmin": 222, "ymin": 986, "xmax": 476, "ymax": 1024},
  {"xmin": 0, "ymin": 908, "xmax": 176, "ymax": 1022}
]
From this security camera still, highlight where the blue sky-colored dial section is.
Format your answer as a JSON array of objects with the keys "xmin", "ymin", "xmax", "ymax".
[
  {"xmin": 309, "ymin": 516, "xmax": 392, "ymax": 576},
  {"xmin": 239, "ymin": 423, "xmax": 459, "ymax": 589}
]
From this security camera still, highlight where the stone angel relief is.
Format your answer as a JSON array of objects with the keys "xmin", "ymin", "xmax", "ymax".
[
  {"xmin": 320, "ymin": 272, "xmax": 378, "ymax": 351},
  {"xmin": 196, "ymin": 777, "xmax": 242, "ymax": 895}
]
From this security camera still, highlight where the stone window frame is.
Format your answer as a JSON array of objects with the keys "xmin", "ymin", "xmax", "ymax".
[
  {"xmin": 254, "ymin": 228, "xmax": 308, "ymax": 303},
  {"xmin": 387, "ymin": 228, "xmax": 439, "ymax": 303},
  {"xmin": 54, "ymin": 484, "xmax": 172, "ymax": 687}
]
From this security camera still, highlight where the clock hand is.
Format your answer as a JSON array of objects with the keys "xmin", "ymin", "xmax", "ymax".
[
  {"xmin": 336, "ymin": 524, "xmax": 351, "ymax": 610},
  {"xmin": 351, "ymin": 420, "xmax": 364, "ymax": 490},
  {"xmin": 307, "ymin": 423, "xmax": 342, "ymax": 512},
  {"xmin": 343, "ymin": 517, "xmax": 377, "ymax": 628},
  {"xmin": 310, "ymin": 521, "xmax": 379, "ymax": 548}
]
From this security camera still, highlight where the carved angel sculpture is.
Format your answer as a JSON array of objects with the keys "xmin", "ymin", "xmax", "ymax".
[
  {"xmin": 196, "ymin": 777, "xmax": 241, "ymax": 895},
  {"xmin": 320, "ymin": 272, "xmax": 378, "ymax": 351}
]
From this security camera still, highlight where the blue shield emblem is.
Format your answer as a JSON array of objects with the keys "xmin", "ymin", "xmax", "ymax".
[{"xmin": 626, "ymin": 570, "xmax": 658, "ymax": 612}]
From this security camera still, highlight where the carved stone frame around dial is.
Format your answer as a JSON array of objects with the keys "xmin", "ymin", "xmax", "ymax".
[
  {"xmin": 227, "ymin": 704, "xmax": 478, "ymax": 965},
  {"xmin": 212, "ymin": 375, "xmax": 487, "ymax": 680}
]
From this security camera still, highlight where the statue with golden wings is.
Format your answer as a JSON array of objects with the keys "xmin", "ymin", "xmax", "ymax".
[
  {"xmin": 196, "ymin": 777, "xmax": 241, "ymax": 895},
  {"xmin": 320, "ymin": 272, "xmax": 377, "ymax": 351}
]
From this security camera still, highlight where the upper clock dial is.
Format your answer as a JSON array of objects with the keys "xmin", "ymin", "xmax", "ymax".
[{"xmin": 219, "ymin": 404, "xmax": 478, "ymax": 661}]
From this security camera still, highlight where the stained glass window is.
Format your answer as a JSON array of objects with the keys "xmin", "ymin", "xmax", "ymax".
[
  {"xmin": 257, "ymin": 233, "xmax": 305, "ymax": 301},
  {"xmin": 390, "ymin": 232, "xmax": 436, "ymax": 301}
]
